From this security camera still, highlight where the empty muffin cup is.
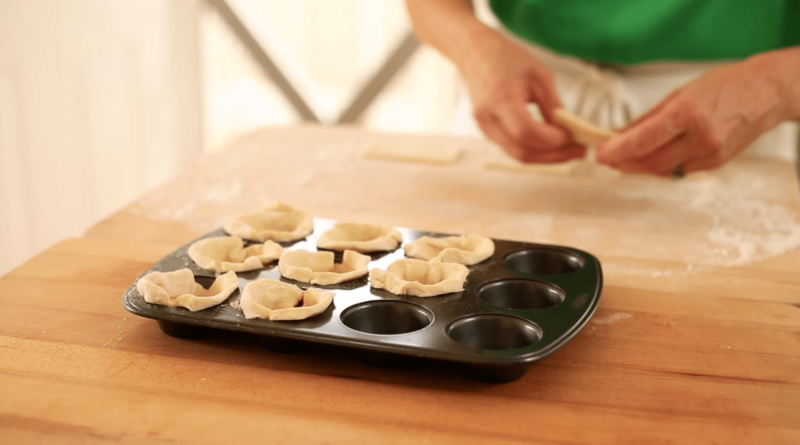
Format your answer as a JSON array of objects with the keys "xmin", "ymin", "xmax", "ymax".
[
  {"xmin": 341, "ymin": 300, "xmax": 433, "ymax": 335},
  {"xmin": 447, "ymin": 315, "xmax": 542, "ymax": 350},
  {"xmin": 478, "ymin": 279, "xmax": 565, "ymax": 310},
  {"xmin": 504, "ymin": 248, "xmax": 585, "ymax": 275}
]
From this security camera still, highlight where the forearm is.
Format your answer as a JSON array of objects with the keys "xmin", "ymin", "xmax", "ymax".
[
  {"xmin": 405, "ymin": 0, "xmax": 506, "ymax": 81},
  {"xmin": 406, "ymin": 0, "xmax": 575, "ymax": 162}
]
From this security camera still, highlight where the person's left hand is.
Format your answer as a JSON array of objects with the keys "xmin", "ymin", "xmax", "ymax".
[{"xmin": 595, "ymin": 49, "xmax": 800, "ymax": 176}]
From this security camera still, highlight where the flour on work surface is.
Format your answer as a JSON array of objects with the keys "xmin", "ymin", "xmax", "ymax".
[
  {"xmin": 615, "ymin": 171, "xmax": 800, "ymax": 269},
  {"xmin": 592, "ymin": 312, "xmax": 632, "ymax": 325},
  {"xmin": 125, "ymin": 130, "xmax": 800, "ymax": 276}
]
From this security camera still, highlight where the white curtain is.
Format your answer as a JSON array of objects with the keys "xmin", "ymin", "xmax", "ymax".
[{"xmin": 0, "ymin": 0, "xmax": 203, "ymax": 275}]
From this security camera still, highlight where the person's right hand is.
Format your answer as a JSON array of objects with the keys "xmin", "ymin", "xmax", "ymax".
[{"xmin": 460, "ymin": 34, "xmax": 585, "ymax": 163}]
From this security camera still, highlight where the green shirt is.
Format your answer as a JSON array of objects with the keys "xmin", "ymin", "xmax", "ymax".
[{"xmin": 489, "ymin": 0, "xmax": 800, "ymax": 64}]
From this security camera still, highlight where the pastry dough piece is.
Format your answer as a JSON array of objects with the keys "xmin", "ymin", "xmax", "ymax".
[
  {"xmin": 485, "ymin": 157, "xmax": 623, "ymax": 178},
  {"xmin": 404, "ymin": 234, "xmax": 495, "ymax": 265},
  {"xmin": 553, "ymin": 109, "xmax": 617, "ymax": 146},
  {"xmin": 369, "ymin": 258, "xmax": 469, "ymax": 297},
  {"xmin": 279, "ymin": 249, "xmax": 370, "ymax": 285},
  {"xmin": 188, "ymin": 236, "xmax": 283, "ymax": 272},
  {"xmin": 362, "ymin": 141, "xmax": 460, "ymax": 165},
  {"xmin": 484, "ymin": 159, "xmax": 579, "ymax": 176},
  {"xmin": 240, "ymin": 279, "xmax": 334, "ymax": 321},
  {"xmin": 136, "ymin": 269, "xmax": 239, "ymax": 311},
  {"xmin": 317, "ymin": 222, "xmax": 402, "ymax": 253},
  {"xmin": 223, "ymin": 202, "xmax": 313, "ymax": 242}
]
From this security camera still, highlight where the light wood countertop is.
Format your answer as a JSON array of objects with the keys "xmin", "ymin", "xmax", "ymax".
[{"xmin": 2, "ymin": 125, "xmax": 799, "ymax": 444}]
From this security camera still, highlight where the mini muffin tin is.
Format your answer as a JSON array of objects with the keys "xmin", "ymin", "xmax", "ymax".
[{"xmin": 122, "ymin": 218, "xmax": 603, "ymax": 383}]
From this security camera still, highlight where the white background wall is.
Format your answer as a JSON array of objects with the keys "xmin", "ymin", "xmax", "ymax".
[
  {"xmin": 0, "ymin": 0, "xmax": 204, "ymax": 275},
  {"xmin": 0, "ymin": 0, "xmax": 464, "ymax": 276}
]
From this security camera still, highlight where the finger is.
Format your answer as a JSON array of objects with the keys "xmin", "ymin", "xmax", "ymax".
[
  {"xmin": 596, "ymin": 102, "xmax": 686, "ymax": 165},
  {"xmin": 494, "ymin": 101, "xmax": 572, "ymax": 151},
  {"xmin": 477, "ymin": 113, "xmax": 585, "ymax": 163},
  {"xmin": 683, "ymin": 152, "xmax": 726, "ymax": 173},
  {"xmin": 476, "ymin": 111, "xmax": 533, "ymax": 161},
  {"xmin": 619, "ymin": 150, "xmax": 727, "ymax": 176},
  {"xmin": 475, "ymin": 111, "xmax": 527, "ymax": 160},
  {"xmin": 519, "ymin": 145, "xmax": 586, "ymax": 163},
  {"xmin": 610, "ymin": 141, "xmax": 695, "ymax": 177},
  {"xmin": 608, "ymin": 133, "xmax": 715, "ymax": 176}
]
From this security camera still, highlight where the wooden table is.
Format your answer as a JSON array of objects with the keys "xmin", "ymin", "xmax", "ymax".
[{"xmin": 2, "ymin": 125, "xmax": 800, "ymax": 444}]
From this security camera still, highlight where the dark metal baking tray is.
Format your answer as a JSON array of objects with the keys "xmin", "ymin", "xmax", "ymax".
[{"xmin": 122, "ymin": 218, "xmax": 603, "ymax": 383}]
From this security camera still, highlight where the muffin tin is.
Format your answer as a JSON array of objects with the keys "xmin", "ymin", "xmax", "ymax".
[{"xmin": 122, "ymin": 218, "xmax": 603, "ymax": 383}]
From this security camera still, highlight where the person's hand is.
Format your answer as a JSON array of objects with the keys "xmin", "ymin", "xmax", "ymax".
[
  {"xmin": 460, "ymin": 34, "xmax": 585, "ymax": 163},
  {"xmin": 596, "ymin": 48, "xmax": 800, "ymax": 176}
]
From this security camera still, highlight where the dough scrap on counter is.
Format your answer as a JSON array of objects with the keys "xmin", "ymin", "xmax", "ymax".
[
  {"xmin": 484, "ymin": 159, "xmax": 579, "ymax": 176},
  {"xmin": 553, "ymin": 109, "xmax": 617, "ymax": 146},
  {"xmin": 362, "ymin": 141, "xmax": 460, "ymax": 165},
  {"xmin": 240, "ymin": 279, "xmax": 334, "ymax": 321},
  {"xmin": 280, "ymin": 249, "xmax": 370, "ymax": 285},
  {"xmin": 369, "ymin": 258, "xmax": 469, "ymax": 297},
  {"xmin": 317, "ymin": 222, "xmax": 402, "ymax": 253},
  {"xmin": 404, "ymin": 234, "xmax": 495, "ymax": 265},
  {"xmin": 484, "ymin": 156, "xmax": 622, "ymax": 178},
  {"xmin": 136, "ymin": 269, "xmax": 239, "ymax": 311},
  {"xmin": 223, "ymin": 201, "xmax": 313, "ymax": 242},
  {"xmin": 188, "ymin": 236, "xmax": 283, "ymax": 272}
]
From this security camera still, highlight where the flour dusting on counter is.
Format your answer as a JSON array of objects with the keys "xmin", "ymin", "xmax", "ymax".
[
  {"xmin": 592, "ymin": 313, "xmax": 632, "ymax": 325},
  {"xmin": 613, "ymin": 168, "xmax": 800, "ymax": 270},
  {"xmin": 124, "ymin": 128, "xmax": 800, "ymax": 277}
]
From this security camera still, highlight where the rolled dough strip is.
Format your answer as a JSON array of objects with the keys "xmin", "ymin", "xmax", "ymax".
[
  {"xmin": 553, "ymin": 109, "xmax": 617, "ymax": 146},
  {"xmin": 362, "ymin": 142, "xmax": 460, "ymax": 165},
  {"xmin": 484, "ymin": 159, "xmax": 579, "ymax": 176}
]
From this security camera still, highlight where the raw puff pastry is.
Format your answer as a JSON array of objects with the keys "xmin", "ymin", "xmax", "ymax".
[
  {"xmin": 136, "ymin": 269, "xmax": 239, "ymax": 311},
  {"xmin": 240, "ymin": 279, "xmax": 334, "ymax": 321},
  {"xmin": 317, "ymin": 222, "xmax": 402, "ymax": 252},
  {"xmin": 404, "ymin": 234, "xmax": 494, "ymax": 265},
  {"xmin": 553, "ymin": 109, "xmax": 617, "ymax": 146},
  {"xmin": 361, "ymin": 141, "xmax": 460, "ymax": 165},
  {"xmin": 224, "ymin": 201, "xmax": 313, "ymax": 242},
  {"xmin": 188, "ymin": 236, "xmax": 283, "ymax": 272},
  {"xmin": 369, "ymin": 258, "xmax": 469, "ymax": 297},
  {"xmin": 280, "ymin": 249, "xmax": 370, "ymax": 285}
]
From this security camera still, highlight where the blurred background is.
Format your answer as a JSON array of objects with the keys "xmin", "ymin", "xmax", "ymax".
[{"xmin": 0, "ymin": 0, "xmax": 501, "ymax": 276}]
